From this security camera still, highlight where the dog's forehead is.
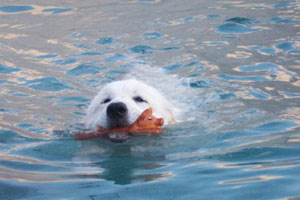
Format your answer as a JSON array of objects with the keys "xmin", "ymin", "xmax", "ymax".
[{"xmin": 101, "ymin": 80, "xmax": 145, "ymax": 97}]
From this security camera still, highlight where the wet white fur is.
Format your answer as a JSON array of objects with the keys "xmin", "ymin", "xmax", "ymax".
[{"xmin": 84, "ymin": 79, "xmax": 176, "ymax": 129}]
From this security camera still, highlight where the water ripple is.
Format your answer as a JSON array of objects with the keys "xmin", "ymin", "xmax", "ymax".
[
  {"xmin": 218, "ymin": 73, "xmax": 269, "ymax": 82},
  {"xmin": 217, "ymin": 17, "xmax": 261, "ymax": 35},
  {"xmin": 96, "ymin": 37, "xmax": 114, "ymax": 45},
  {"xmin": 0, "ymin": 5, "xmax": 74, "ymax": 16},
  {"xmin": 42, "ymin": 8, "xmax": 73, "ymax": 15},
  {"xmin": 129, "ymin": 45, "xmax": 154, "ymax": 54},
  {"xmin": 67, "ymin": 64, "xmax": 103, "ymax": 76},
  {"xmin": 143, "ymin": 32, "xmax": 163, "ymax": 40},
  {"xmin": 0, "ymin": 64, "xmax": 20, "ymax": 74},
  {"xmin": 52, "ymin": 58, "xmax": 77, "ymax": 66},
  {"xmin": 25, "ymin": 77, "xmax": 72, "ymax": 91},
  {"xmin": 0, "ymin": 5, "xmax": 34, "ymax": 13}
]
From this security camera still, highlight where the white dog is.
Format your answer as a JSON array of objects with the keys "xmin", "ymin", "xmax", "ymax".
[{"xmin": 84, "ymin": 79, "xmax": 176, "ymax": 130}]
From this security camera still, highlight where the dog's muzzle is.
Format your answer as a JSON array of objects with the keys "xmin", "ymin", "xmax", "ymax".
[{"xmin": 106, "ymin": 102, "xmax": 129, "ymax": 128}]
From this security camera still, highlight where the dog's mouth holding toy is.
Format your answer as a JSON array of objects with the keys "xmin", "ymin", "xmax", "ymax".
[{"xmin": 75, "ymin": 108, "xmax": 164, "ymax": 141}]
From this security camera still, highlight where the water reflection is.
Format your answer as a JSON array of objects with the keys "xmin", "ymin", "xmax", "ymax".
[
  {"xmin": 75, "ymin": 141, "xmax": 172, "ymax": 185},
  {"xmin": 99, "ymin": 144, "xmax": 137, "ymax": 185}
]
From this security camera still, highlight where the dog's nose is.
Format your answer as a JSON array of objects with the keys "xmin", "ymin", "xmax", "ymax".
[{"xmin": 107, "ymin": 102, "xmax": 128, "ymax": 119}]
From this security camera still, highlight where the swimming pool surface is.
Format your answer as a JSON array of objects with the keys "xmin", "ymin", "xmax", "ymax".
[{"xmin": 0, "ymin": 0, "xmax": 300, "ymax": 199}]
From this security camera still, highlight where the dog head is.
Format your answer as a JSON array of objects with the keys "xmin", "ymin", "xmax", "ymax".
[{"xmin": 84, "ymin": 79, "xmax": 175, "ymax": 129}]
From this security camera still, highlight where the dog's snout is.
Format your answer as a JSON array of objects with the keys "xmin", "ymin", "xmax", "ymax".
[{"xmin": 107, "ymin": 102, "xmax": 128, "ymax": 119}]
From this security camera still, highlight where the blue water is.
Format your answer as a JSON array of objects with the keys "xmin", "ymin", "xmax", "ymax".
[{"xmin": 0, "ymin": 0, "xmax": 300, "ymax": 199}]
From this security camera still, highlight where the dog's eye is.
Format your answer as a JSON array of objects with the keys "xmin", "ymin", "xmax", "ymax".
[
  {"xmin": 133, "ymin": 96, "xmax": 146, "ymax": 103},
  {"xmin": 102, "ymin": 98, "xmax": 111, "ymax": 104}
]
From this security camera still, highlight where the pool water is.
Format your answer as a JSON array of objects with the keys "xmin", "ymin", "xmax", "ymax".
[{"xmin": 0, "ymin": 0, "xmax": 300, "ymax": 199}]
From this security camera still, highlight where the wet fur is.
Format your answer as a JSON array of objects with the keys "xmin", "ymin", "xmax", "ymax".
[{"xmin": 84, "ymin": 79, "xmax": 176, "ymax": 129}]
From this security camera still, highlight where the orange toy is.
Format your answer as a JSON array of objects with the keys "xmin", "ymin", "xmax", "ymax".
[{"xmin": 75, "ymin": 108, "xmax": 164, "ymax": 140}]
